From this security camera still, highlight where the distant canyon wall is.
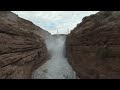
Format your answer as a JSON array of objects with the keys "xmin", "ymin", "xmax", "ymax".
[{"xmin": 66, "ymin": 11, "xmax": 120, "ymax": 79}]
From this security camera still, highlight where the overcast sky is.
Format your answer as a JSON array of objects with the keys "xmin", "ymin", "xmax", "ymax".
[{"xmin": 12, "ymin": 11, "xmax": 98, "ymax": 34}]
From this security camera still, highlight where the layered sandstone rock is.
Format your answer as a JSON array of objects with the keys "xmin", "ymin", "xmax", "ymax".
[
  {"xmin": 66, "ymin": 11, "xmax": 120, "ymax": 79},
  {"xmin": 0, "ymin": 11, "xmax": 48, "ymax": 79}
]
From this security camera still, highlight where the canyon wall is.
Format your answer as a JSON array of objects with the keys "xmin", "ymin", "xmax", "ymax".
[
  {"xmin": 66, "ymin": 11, "xmax": 120, "ymax": 79},
  {"xmin": 0, "ymin": 11, "xmax": 49, "ymax": 79}
]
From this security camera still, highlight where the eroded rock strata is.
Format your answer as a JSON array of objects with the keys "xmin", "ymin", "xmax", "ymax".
[
  {"xmin": 66, "ymin": 11, "xmax": 120, "ymax": 79},
  {"xmin": 0, "ymin": 11, "xmax": 48, "ymax": 79}
]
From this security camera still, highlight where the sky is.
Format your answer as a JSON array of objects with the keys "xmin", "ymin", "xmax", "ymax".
[{"xmin": 12, "ymin": 11, "xmax": 98, "ymax": 34}]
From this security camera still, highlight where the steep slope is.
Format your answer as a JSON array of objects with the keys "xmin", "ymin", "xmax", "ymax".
[
  {"xmin": 66, "ymin": 11, "xmax": 120, "ymax": 79},
  {"xmin": 0, "ymin": 11, "xmax": 48, "ymax": 79},
  {"xmin": 0, "ymin": 11, "xmax": 51, "ymax": 39}
]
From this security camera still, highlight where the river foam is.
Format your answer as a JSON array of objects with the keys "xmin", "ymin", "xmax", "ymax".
[{"xmin": 32, "ymin": 35, "xmax": 76, "ymax": 79}]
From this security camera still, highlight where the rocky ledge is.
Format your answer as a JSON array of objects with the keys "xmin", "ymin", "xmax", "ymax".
[
  {"xmin": 66, "ymin": 11, "xmax": 120, "ymax": 79},
  {"xmin": 0, "ymin": 11, "xmax": 48, "ymax": 79}
]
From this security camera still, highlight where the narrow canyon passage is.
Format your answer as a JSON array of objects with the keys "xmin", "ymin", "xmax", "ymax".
[{"xmin": 32, "ymin": 35, "xmax": 76, "ymax": 79}]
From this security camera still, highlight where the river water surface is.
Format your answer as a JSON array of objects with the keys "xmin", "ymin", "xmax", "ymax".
[{"xmin": 32, "ymin": 35, "xmax": 76, "ymax": 79}]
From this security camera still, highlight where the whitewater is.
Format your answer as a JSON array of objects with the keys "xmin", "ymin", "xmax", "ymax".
[{"xmin": 32, "ymin": 35, "xmax": 76, "ymax": 79}]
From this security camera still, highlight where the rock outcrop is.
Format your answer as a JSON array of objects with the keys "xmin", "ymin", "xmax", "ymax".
[
  {"xmin": 0, "ymin": 11, "xmax": 48, "ymax": 79},
  {"xmin": 66, "ymin": 11, "xmax": 120, "ymax": 79}
]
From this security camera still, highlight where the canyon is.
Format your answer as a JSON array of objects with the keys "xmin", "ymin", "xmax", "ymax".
[{"xmin": 0, "ymin": 11, "xmax": 120, "ymax": 79}]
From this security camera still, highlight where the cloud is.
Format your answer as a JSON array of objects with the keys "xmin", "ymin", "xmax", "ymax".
[{"xmin": 12, "ymin": 11, "xmax": 98, "ymax": 34}]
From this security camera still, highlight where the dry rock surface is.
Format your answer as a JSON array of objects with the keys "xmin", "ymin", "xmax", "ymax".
[
  {"xmin": 66, "ymin": 11, "xmax": 120, "ymax": 79},
  {"xmin": 0, "ymin": 11, "xmax": 48, "ymax": 79}
]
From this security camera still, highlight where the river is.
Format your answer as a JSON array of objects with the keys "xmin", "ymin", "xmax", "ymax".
[{"xmin": 32, "ymin": 35, "xmax": 76, "ymax": 79}]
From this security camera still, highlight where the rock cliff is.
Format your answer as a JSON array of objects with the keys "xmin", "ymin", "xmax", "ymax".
[
  {"xmin": 0, "ymin": 11, "xmax": 48, "ymax": 79},
  {"xmin": 66, "ymin": 11, "xmax": 120, "ymax": 79}
]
